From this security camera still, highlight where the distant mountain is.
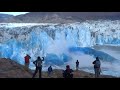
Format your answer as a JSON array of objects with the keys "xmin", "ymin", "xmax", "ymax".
[
  {"xmin": 0, "ymin": 14, "xmax": 13, "ymax": 22},
  {"xmin": 1, "ymin": 12, "xmax": 120, "ymax": 23}
]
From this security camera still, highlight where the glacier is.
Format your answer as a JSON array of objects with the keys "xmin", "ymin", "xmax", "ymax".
[{"xmin": 1, "ymin": 20, "xmax": 120, "ymax": 77}]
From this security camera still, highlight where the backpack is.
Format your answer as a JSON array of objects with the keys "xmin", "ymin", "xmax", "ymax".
[
  {"xmin": 76, "ymin": 61, "xmax": 79, "ymax": 66},
  {"xmin": 94, "ymin": 60, "xmax": 100, "ymax": 68},
  {"xmin": 36, "ymin": 60, "xmax": 42, "ymax": 67}
]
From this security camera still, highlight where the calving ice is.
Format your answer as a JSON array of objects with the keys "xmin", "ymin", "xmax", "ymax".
[{"xmin": 0, "ymin": 21, "xmax": 120, "ymax": 77}]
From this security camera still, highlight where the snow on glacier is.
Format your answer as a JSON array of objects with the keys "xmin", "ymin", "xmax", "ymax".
[{"xmin": 0, "ymin": 21, "xmax": 120, "ymax": 76}]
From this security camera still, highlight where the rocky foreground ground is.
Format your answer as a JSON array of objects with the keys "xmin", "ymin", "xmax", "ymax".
[{"xmin": 0, "ymin": 58, "xmax": 117, "ymax": 78}]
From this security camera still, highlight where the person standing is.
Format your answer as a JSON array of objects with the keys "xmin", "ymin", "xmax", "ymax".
[
  {"xmin": 92, "ymin": 57, "xmax": 101, "ymax": 78},
  {"xmin": 32, "ymin": 56, "xmax": 44, "ymax": 78},
  {"xmin": 24, "ymin": 54, "xmax": 31, "ymax": 71},
  {"xmin": 76, "ymin": 60, "xmax": 79, "ymax": 70},
  {"xmin": 48, "ymin": 66, "xmax": 53, "ymax": 77}
]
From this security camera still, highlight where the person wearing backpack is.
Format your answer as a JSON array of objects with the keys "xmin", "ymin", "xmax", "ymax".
[
  {"xmin": 76, "ymin": 60, "xmax": 79, "ymax": 70},
  {"xmin": 32, "ymin": 56, "xmax": 44, "ymax": 78},
  {"xmin": 92, "ymin": 57, "xmax": 101, "ymax": 78},
  {"xmin": 24, "ymin": 54, "xmax": 31, "ymax": 71}
]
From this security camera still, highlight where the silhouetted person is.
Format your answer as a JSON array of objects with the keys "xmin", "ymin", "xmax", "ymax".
[
  {"xmin": 63, "ymin": 65, "xmax": 73, "ymax": 78},
  {"xmin": 32, "ymin": 56, "xmax": 44, "ymax": 78},
  {"xmin": 76, "ymin": 60, "xmax": 79, "ymax": 70},
  {"xmin": 48, "ymin": 66, "xmax": 53, "ymax": 77},
  {"xmin": 93, "ymin": 57, "xmax": 101, "ymax": 78},
  {"xmin": 24, "ymin": 54, "xmax": 31, "ymax": 71}
]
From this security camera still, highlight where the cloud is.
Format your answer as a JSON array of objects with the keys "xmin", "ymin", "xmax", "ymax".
[{"xmin": 0, "ymin": 12, "xmax": 29, "ymax": 16}]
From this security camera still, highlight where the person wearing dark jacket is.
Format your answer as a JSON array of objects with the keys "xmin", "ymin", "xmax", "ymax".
[
  {"xmin": 32, "ymin": 56, "xmax": 44, "ymax": 78},
  {"xmin": 48, "ymin": 66, "xmax": 53, "ymax": 77},
  {"xmin": 76, "ymin": 60, "xmax": 79, "ymax": 70},
  {"xmin": 92, "ymin": 57, "xmax": 101, "ymax": 78},
  {"xmin": 63, "ymin": 65, "xmax": 73, "ymax": 78}
]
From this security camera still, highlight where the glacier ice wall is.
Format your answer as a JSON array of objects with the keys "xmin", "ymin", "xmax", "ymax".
[
  {"xmin": 0, "ymin": 21, "xmax": 120, "ymax": 76},
  {"xmin": 0, "ymin": 23, "xmax": 92, "ymax": 62}
]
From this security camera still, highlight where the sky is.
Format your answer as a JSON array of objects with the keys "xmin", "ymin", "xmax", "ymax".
[{"xmin": 0, "ymin": 12, "xmax": 29, "ymax": 16}]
